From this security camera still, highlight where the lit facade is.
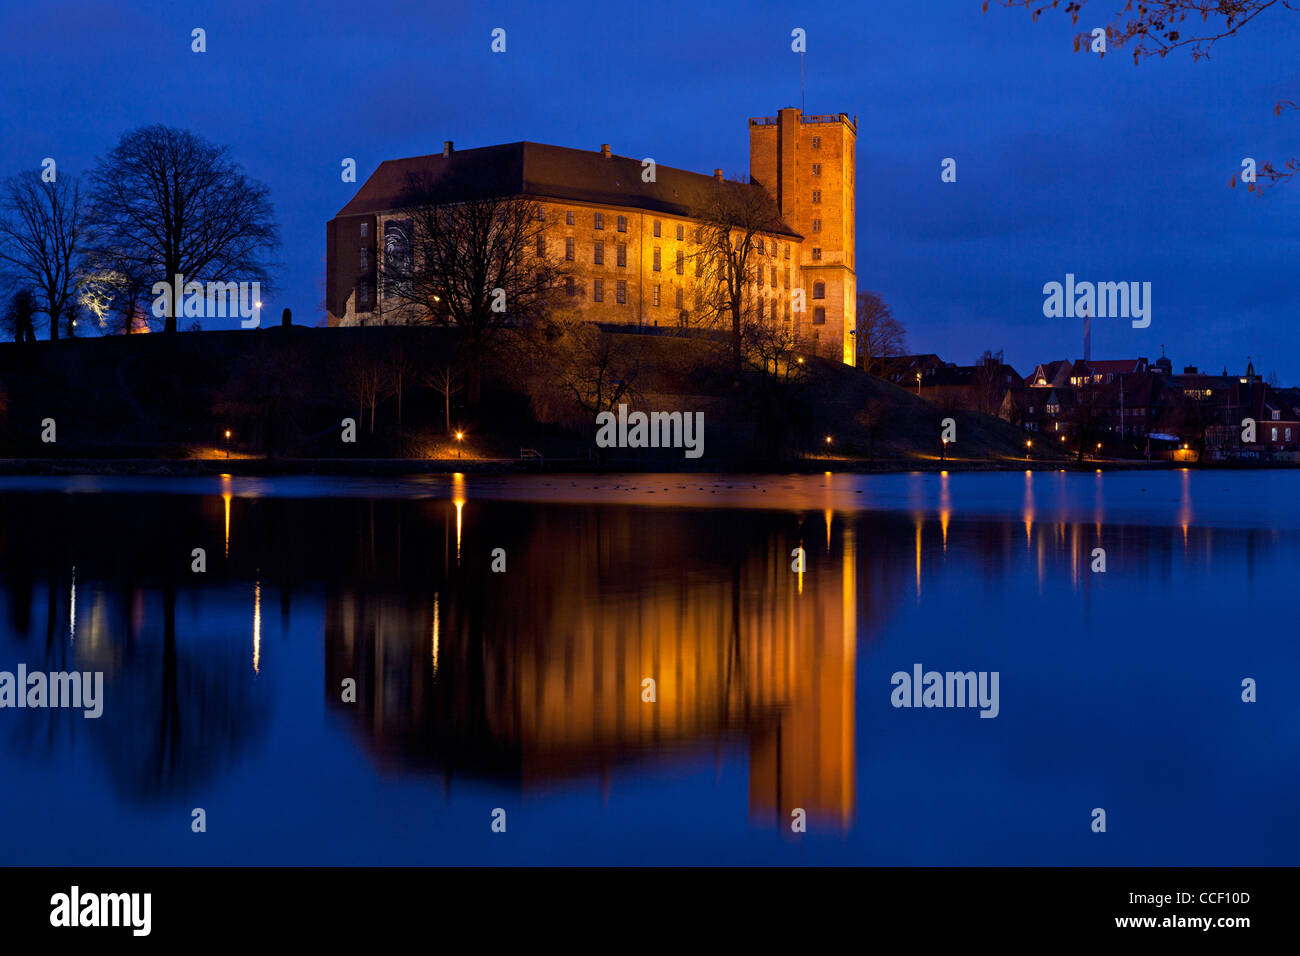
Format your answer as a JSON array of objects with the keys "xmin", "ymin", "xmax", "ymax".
[{"xmin": 326, "ymin": 109, "xmax": 858, "ymax": 364}]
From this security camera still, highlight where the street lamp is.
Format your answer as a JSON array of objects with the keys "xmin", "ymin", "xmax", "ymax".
[
  {"xmin": 224, "ymin": 429, "xmax": 231, "ymax": 459},
  {"xmin": 916, "ymin": 371, "xmax": 922, "ymax": 397},
  {"xmin": 1026, "ymin": 438, "xmax": 1032, "ymax": 460},
  {"xmin": 455, "ymin": 431, "xmax": 464, "ymax": 459}
]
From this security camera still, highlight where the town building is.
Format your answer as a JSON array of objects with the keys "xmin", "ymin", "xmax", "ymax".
[{"xmin": 326, "ymin": 108, "xmax": 859, "ymax": 364}]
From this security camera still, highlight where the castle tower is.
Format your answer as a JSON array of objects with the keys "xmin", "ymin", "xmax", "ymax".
[{"xmin": 749, "ymin": 108, "xmax": 858, "ymax": 365}]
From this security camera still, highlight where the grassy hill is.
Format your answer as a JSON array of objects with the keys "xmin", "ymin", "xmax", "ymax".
[{"xmin": 0, "ymin": 325, "xmax": 1062, "ymax": 469}]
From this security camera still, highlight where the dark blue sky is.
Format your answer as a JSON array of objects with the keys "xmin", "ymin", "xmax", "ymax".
[{"xmin": 2, "ymin": 0, "xmax": 1296, "ymax": 378}]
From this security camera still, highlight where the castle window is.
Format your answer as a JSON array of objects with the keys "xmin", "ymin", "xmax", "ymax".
[
  {"xmin": 653, "ymin": 247, "xmax": 661, "ymax": 271},
  {"xmin": 616, "ymin": 280, "xmax": 627, "ymax": 304},
  {"xmin": 536, "ymin": 234, "xmax": 545, "ymax": 256},
  {"xmin": 813, "ymin": 308, "xmax": 825, "ymax": 325},
  {"xmin": 676, "ymin": 224, "xmax": 684, "ymax": 241},
  {"xmin": 812, "ymin": 163, "xmax": 821, "ymax": 176},
  {"xmin": 357, "ymin": 280, "xmax": 372, "ymax": 307},
  {"xmin": 812, "ymin": 247, "xmax": 822, "ymax": 261},
  {"xmin": 617, "ymin": 243, "xmax": 627, "ymax": 267},
  {"xmin": 813, "ymin": 282, "xmax": 825, "ymax": 299},
  {"xmin": 617, "ymin": 215, "xmax": 627, "ymax": 233},
  {"xmin": 653, "ymin": 220, "xmax": 661, "ymax": 237},
  {"xmin": 812, "ymin": 136, "xmax": 821, "ymax": 149},
  {"xmin": 565, "ymin": 276, "xmax": 575, "ymax": 296},
  {"xmin": 784, "ymin": 243, "xmax": 790, "ymax": 259},
  {"xmin": 565, "ymin": 237, "xmax": 574, "ymax": 261},
  {"xmin": 594, "ymin": 212, "xmax": 604, "ymax": 230},
  {"xmin": 359, "ymin": 248, "xmax": 369, "ymax": 269},
  {"xmin": 813, "ymin": 219, "xmax": 822, "ymax": 232},
  {"xmin": 758, "ymin": 299, "xmax": 765, "ymax": 320},
  {"xmin": 594, "ymin": 241, "xmax": 604, "ymax": 265},
  {"xmin": 675, "ymin": 287, "xmax": 683, "ymax": 309},
  {"xmin": 360, "ymin": 222, "xmax": 368, "ymax": 238},
  {"xmin": 770, "ymin": 266, "xmax": 776, "ymax": 288},
  {"xmin": 757, "ymin": 238, "xmax": 765, "ymax": 254},
  {"xmin": 812, "ymin": 190, "xmax": 821, "ymax": 204},
  {"xmin": 566, "ymin": 210, "xmax": 575, "ymax": 225},
  {"xmin": 653, "ymin": 285, "xmax": 660, "ymax": 307},
  {"xmin": 676, "ymin": 250, "xmax": 684, "ymax": 275},
  {"xmin": 535, "ymin": 207, "xmax": 545, "ymax": 221},
  {"xmin": 593, "ymin": 278, "xmax": 604, "ymax": 302}
]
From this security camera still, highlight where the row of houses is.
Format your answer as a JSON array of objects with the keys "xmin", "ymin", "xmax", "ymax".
[{"xmin": 878, "ymin": 352, "xmax": 1300, "ymax": 460}]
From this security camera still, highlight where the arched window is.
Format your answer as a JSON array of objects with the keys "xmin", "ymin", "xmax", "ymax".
[{"xmin": 813, "ymin": 282, "xmax": 825, "ymax": 299}]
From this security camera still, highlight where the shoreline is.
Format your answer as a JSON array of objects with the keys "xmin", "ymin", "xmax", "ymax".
[{"xmin": 0, "ymin": 456, "xmax": 1236, "ymax": 477}]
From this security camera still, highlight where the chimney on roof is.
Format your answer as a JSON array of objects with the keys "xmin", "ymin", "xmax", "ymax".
[
  {"xmin": 443, "ymin": 141, "xmax": 453, "ymax": 157},
  {"xmin": 714, "ymin": 168, "xmax": 723, "ymax": 181},
  {"xmin": 600, "ymin": 144, "xmax": 611, "ymax": 158}
]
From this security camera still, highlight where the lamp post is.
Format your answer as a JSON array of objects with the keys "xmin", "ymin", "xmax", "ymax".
[
  {"xmin": 224, "ymin": 429, "xmax": 231, "ymax": 459},
  {"xmin": 916, "ymin": 371, "xmax": 922, "ymax": 397},
  {"xmin": 455, "ymin": 431, "xmax": 464, "ymax": 460},
  {"xmin": 1026, "ymin": 438, "xmax": 1032, "ymax": 461}
]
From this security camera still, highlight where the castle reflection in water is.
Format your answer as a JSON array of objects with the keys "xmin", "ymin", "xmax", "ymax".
[{"xmin": 326, "ymin": 503, "xmax": 868, "ymax": 831}]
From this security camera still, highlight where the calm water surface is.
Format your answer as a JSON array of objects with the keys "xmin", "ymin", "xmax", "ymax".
[{"xmin": 0, "ymin": 470, "xmax": 1296, "ymax": 865}]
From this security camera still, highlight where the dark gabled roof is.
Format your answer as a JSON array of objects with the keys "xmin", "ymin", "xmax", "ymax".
[
  {"xmin": 333, "ymin": 141, "xmax": 801, "ymax": 238},
  {"xmin": 1026, "ymin": 359, "xmax": 1069, "ymax": 387}
]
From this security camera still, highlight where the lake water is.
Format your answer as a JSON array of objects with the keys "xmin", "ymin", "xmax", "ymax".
[{"xmin": 0, "ymin": 470, "xmax": 1296, "ymax": 865}]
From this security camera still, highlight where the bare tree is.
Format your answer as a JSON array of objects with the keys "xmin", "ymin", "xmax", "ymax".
[
  {"xmin": 385, "ymin": 344, "xmax": 423, "ymax": 428},
  {"xmin": 741, "ymin": 314, "xmax": 812, "ymax": 459},
  {"xmin": 855, "ymin": 290, "xmax": 906, "ymax": 376},
  {"xmin": 77, "ymin": 262, "xmax": 151, "ymax": 334},
  {"xmin": 0, "ymin": 172, "xmax": 84, "ymax": 340},
  {"xmin": 342, "ymin": 353, "xmax": 392, "ymax": 435},
  {"xmin": 425, "ymin": 360, "xmax": 464, "ymax": 435},
  {"xmin": 377, "ymin": 171, "xmax": 563, "ymax": 391},
  {"xmin": 549, "ymin": 318, "xmax": 641, "ymax": 421},
  {"xmin": 690, "ymin": 175, "xmax": 785, "ymax": 368},
  {"xmin": 971, "ymin": 349, "xmax": 1007, "ymax": 417},
  {"xmin": 87, "ymin": 125, "xmax": 280, "ymax": 332},
  {"xmin": 986, "ymin": 0, "xmax": 1298, "ymax": 193},
  {"xmin": 855, "ymin": 397, "xmax": 889, "ymax": 461}
]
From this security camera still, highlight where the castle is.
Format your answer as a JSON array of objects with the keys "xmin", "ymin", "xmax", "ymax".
[{"xmin": 326, "ymin": 108, "xmax": 858, "ymax": 365}]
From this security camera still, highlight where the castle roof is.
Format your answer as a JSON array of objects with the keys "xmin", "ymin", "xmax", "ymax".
[{"xmin": 333, "ymin": 141, "xmax": 802, "ymax": 238}]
